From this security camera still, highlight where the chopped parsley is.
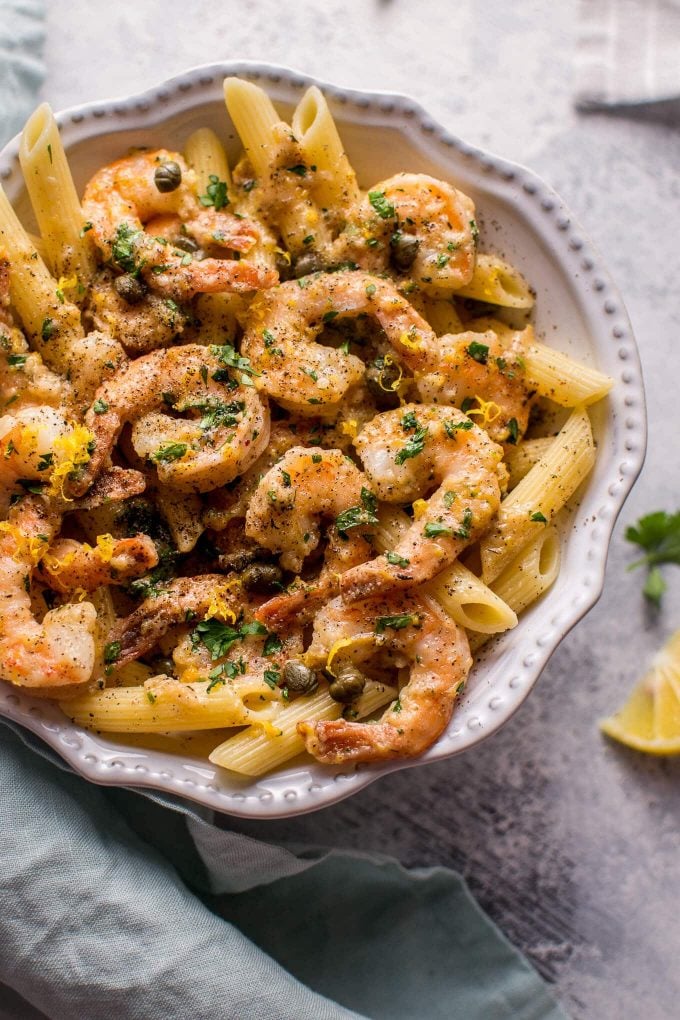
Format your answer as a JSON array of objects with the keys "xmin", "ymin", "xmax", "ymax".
[
  {"xmin": 470, "ymin": 219, "xmax": 479, "ymax": 245},
  {"xmin": 92, "ymin": 398, "xmax": 109, "ymax": 415},
  {"xmin": 386, "ymin": 551, "xmax": 410, "ymax": 567},
  {"xmin": 423, "ymin": 521, "xmax": 452, "ymax": 538},
  {"xmin": 199, "ymin": 174, "xmax": 229, "ymax": 210},
  {"xmin": 336, "ymin": 487, "xmax": 378, "ymax": 533},
  {"xmin": 41, "ymin": 318, "xmax": 55, "ymax": 342},
  {"xmin": 263, "ymin": 633, "xmax": 283, "ymax": 657},
  {"xmin": 7, "ymin": 354, "xmax": 27, "ymax": 368},
  {"xmin": 79, "ymin": 221, "xmax": 93, "ymax": 238},
  {"xmin": 322, "ymin": 310, "xmax": 339, "ymax": 324},
  {"xmin": 506, "ymin": 418, "xmax": 519, "ymax": 444},
  {"xmin": 286, "ymin": 164, "xmax": 308, "ymax": 176},
  {"xmin": 395, "ymin": 416, "xmax": 428, "ymax": 465},
  {"xmin": 210, "ymin": 344, "xmax": 261, "ymax": 379},
  {"xmin": 375, "ymin": 613, "xmax": 420, "ymax": 633},
  {"xmin": 195, "ymin": 399, "xmax": 245, "ymax": 431},
  {"xmin": 368, "ymin": 189, "xmax": 396, "ymax": 219},
  {"xmin": 444, "ymin": 418, "xmax": 473, "ymax": 438},
  {"xmin": 530, "ymin": 511, "xmax": 547, "ymax": 524},
  {"xmin": 365, "ymin": 283, "xmax": 377, "ymax": 297},
  {"xmin": 435, "ymin": 253, "xmax": 449, "ymax": 269},
  {"xmin": 191, "ymin": 618, "xmax": 267, "ymax": 661},
  {"xmin": 311, "ymin": 454, "xmax": 323, "ymax": 464},
  {"xmin": 151, "ymin": 442, "xmax": 188, "ymax": 463},
  {"xmin": 263, "ymin": 666, "xmax": 281, "ymax": 690},
  {"xmin": 37, "ymin": 452, "xmax": 54, "ymax": 471},
  {"xmin": 466, "ymin": 340, "xmax": 489, "ymax": 365},
  {"xmin": 103, "ymin": 641, "xmax": 121, "ymax": 665},
  {"xmin": 111, "ymin": 223, "xmax": 142, "ymax": 274}
]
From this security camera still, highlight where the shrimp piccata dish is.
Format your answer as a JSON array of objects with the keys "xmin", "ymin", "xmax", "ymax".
[{"xmin": 0, "ymin": 79, "xmax": 613, "ymax": 776}]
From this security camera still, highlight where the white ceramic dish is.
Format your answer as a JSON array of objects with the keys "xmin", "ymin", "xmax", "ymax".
[{"xmin": 0, "ymin": 62, "xmax": 646, "ymax": 818}]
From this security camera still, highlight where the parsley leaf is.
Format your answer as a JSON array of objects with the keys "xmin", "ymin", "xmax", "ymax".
[
  {"xmin": 368, "ymin": 190, "xmax": 396, "ymax": 219},
  {"xmin": 210, "ymin": 344, "xmax": 261, "ymax": 378},
  {"xmin": 466, "ymin": 340, "xmax": 489, "ymax": 365},
  {"xmin": 92, "ymin": 398, "xmax": 109, "ymax": 415},
  {"xmin": 444, "ymin": 419, "xmax": 473, "ymax": 438},
  {"xmin": 530, "ymin": 511, "xmax": 547, "ymax": 524},
  {"xmin": 111, "ymin": 223, "xmax": 143, "ymax": 274},
  {"xmin": 336, "ymin": 487, "xmax": 378, "ymax": 533},
  {"xmin": 7, "ymin": 354, "xmax": 26, "ymax": 368},
  {"xmin": 395, "ymin": 424, "xmax": 428, "ymax": 465},
  {"xmin": 386, "ymin": 551, "xmax": 410, "ymax": 567},
  {"xmin": 375, "ymin": 613, "xmax": 420, "ymax": 633},
  {"xmin": 191, "ymin": 619, "xmax": 267, "ymax": 661},
  {"xmin": 423, "ymin": 521, "xmax": 452, "ymax": 538},
  {"xmin": 151, "ymin": 442, "xmax": 187, "ymax": 464},
  {"xmin": 507, "ymin": 418, "xmax": 519, "ymax": 445},
  {"xmin": 199, "ymin": 174, "xmax": 229, "ymax": 210},
  {"xmin": 625, "ymin": 510, "xmax": 680, "ymax": 605},
  {"xmin": 104, "ymin": 641, "xmax": 121, "ymax": 665}
]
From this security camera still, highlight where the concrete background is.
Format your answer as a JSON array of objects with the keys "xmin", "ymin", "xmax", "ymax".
[{"xmin": 42, "ymin": 2, "xmax": 680, "ymax": 1017}]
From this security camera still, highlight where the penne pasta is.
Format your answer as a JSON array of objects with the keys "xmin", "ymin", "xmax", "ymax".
[
  {"xmin": 456, "ymin": 252, "xmax": 535, "ymax": 309},
  {"xmin": 291, "ymin": 86, "xmax": 360, "ymax": 213},
  {"xmin": 524, "ymin": 339, "xmax": 614, "ymax": 407},
  {"xmin": 422, "ymin": 296, "xmax": 465, "ymax": 336},
  {"xmin": 62, "ymin": 675, "xmax": 283, "ymax": 733},
  {"xmin": 504, "ymin": 436, "xmax": 556, "ymax": 489},
  {"xmin": 470, "ymin": 526, "xmax": 561, "ymax": 653},
  {"xmin": 375, "ymin": 506, "xmax": 517, "ymax": 635},
  {"xmin": 223, "ymin": 77, "xmax": 280, "ymax": 178},
  {"xmin": 0, "ymin": 184, "xmax": 83, "ymax": 358},
  {"xmin": 210, "ymin": 680, "xmax": 396, "ymax": 775},
  {"xmin": 480, "ymin": 406, "xmax": 595, "ymax": 583},
  {"xmin": 19, "ymin": 103, "xmax": 97, "ymax": 288},
  {"xmin": 468, "ymin": 317, "xmax": 613, "ymax": 406},
  {"xmin": 184, "ymin": 127, "xmax": 232, "ymax": 197}
]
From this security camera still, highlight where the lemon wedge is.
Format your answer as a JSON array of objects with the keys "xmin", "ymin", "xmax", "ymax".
[{"xmin": 600, "ymin": 630, "xmax": 680, "ymax": 754}]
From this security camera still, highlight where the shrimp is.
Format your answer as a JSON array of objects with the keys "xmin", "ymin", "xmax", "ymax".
[
  {"xmin": 333, "ymin": 174, "xmax": 477, "ymax": 293},
  {"xmin": 245, "ymin": 447, "xmax": 376, "ymax": 573},
  {"xmin": 107, "ymin": 574, "xmax": 233, "ymax": 665},
  {"xmin": 416, "ymin": 321, "xmax": 534, "ymax": 445},
  {"xmin": 87, "ymin": 270, "xmax": 190, "ymax": 354},
  {"xmin": 39, "ymin": 533, "xmax": 158, "ymax": 595},
  {"xmin": 240, "ymin": 270, "xmax": 434, "ymax": 415},
  {"xmin": 66, "ymin": 344, "xmax": 270, "ymax": 497},
  {"xmin": 82, "ymin": 149, "xmax": 277, "ymax": 299},
  {"xmin": 298, "ymin": 592, "xmax": 471, "ymax": 764},
  {"xmin": 340, "ymin": 404, "xmax": 504, "ymax": 602},
  {"xmin": 0, "ymin": 497, "xmax": 96, "ymax": 695}
]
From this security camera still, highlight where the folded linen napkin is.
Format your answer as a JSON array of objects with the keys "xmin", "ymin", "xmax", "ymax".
[
  {"xmin": 575, "ymin": 0, "xmax": 680, "ymax": 108},
  {"xmin": 0, "ymin": 2, "xmax": 569, "ymax": 1017}
]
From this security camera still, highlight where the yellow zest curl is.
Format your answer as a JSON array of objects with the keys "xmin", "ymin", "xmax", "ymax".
[
  {"xmin": 378, "ymin": 353, "xmax": 403, "ymax": 393},
  {"xmin": 205, "ymin": 577, "xmax": 242, "ymax": 622},
  {"xmin": 326, "ymin": 634, "xmax": 375, "ymax": 677},
  {"xmin": 48, "ymin": 423, "xmax": 95, "ymax": 499},
  {"xmin": 466, "ymin": 396, "xmax": 501, "ymax": 428},
  {"xmin": 340, "ymin": 419, "xmax": 358, "ymax": 439}
]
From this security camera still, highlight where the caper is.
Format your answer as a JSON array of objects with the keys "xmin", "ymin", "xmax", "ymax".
[
  {"xmin": 328, "ymin": 664, "xmax": 367, "ymax": 703},
  {"xmin": 281, "ymin": 660, "xmax": 318, "ymax": 694},
  {"xmin": 389, "ymin": 231, "xmax": 420, "ymax": 271},
  {"xmin": 154, "ymin": 161, "xmax": 183, "ymax": 193},
  {"xmin": 172, "ymin": 234, "xmax": 200, "ymax": 255},
  {"xmin": 275, "ymin": 250, "xmax": 294, "ymax": 282},
  {"xmin": 293, "ymin": 251, "xmax": 325, "ymax": 278},
  {"xmin": 241, "ymin": 562, "xmax": 284, "ymax": 594},
  {"xmin": 364, "ymin": 360, "xmax": 401, "ymax": 410},
  {"xmin": 113, "ymin": 273, "xmax": 147, "ymax": 305},
  {"xmin": 150, "ymin": 656, "xmax": 175, "ymax": 676}
]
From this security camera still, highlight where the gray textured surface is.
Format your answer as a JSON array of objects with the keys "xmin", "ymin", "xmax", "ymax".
[{"xmin": 42, "ymin": 3, "xmax": 680, "ymax": 1018}]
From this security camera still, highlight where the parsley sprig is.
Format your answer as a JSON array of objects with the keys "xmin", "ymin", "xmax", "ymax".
[
  {"xmin": 336, "ymin": 488, "xmax": 378, "ymax": 534},
  {"xmin": 625, "ymin": 510, "xmax": 680, "ymax": 606}
]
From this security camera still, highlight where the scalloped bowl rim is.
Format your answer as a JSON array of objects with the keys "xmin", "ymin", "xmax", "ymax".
[{"xmin": 0, "ymin": 61, "xmax": 646, "ymax": 818}]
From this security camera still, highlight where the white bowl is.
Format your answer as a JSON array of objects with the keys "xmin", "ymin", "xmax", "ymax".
[{"xmin": 0, "ymin": 62, "xmax": 646, "ymax": 818}]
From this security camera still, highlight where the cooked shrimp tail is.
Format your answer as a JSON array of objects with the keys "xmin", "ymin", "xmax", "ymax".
[{"xmin": 39, "ymin": 534, "xmax": 159, "ymax": 595}]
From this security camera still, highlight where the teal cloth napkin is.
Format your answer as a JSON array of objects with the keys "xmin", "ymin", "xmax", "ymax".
[{"xmin": 0, "ymin": 4, "xmax": 569, "ymax": 1017}]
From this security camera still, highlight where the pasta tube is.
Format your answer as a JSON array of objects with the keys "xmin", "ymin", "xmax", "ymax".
[
  {"xmin": 455, "ymin": 253, "xmax": 534, "ymax": 309},
  {"xmin": 470, "ymin": 526, "xmax": 561, "ymax": 653},
  {"xmin": 184, "ymin": 127, "xmax": 232, "ymax": 196},
  {"xmin": 223, "ymin": 77, "xmax": 280, "ymax": 178},
  {"xmin": 210, "ymin": 680, "xmax": 396, "ymax": 776},
  {"xmin": 375, "ymin": 506, "xmax": 517, "ymax": 635},
  {"xmin": 480, "ymin": 406, "xmax": 595, "ymax": 583},
  {"xmin": 61, "ymin": 675, "xmax": 283, "ymax": 733},
  {"xmin": 0, "ymin": 184, "xmax": 83, "ymax": 359},
  {"xmin": 504, "ymin": 436, "xmax": 555, "ymax": 489},
  {"xmin": 291, "ymin": 85, "xmax": 360, "ymax": 212},
  {"xmin": 19, "ymin": 103, "xmax": 97, "ymax": 287}
]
